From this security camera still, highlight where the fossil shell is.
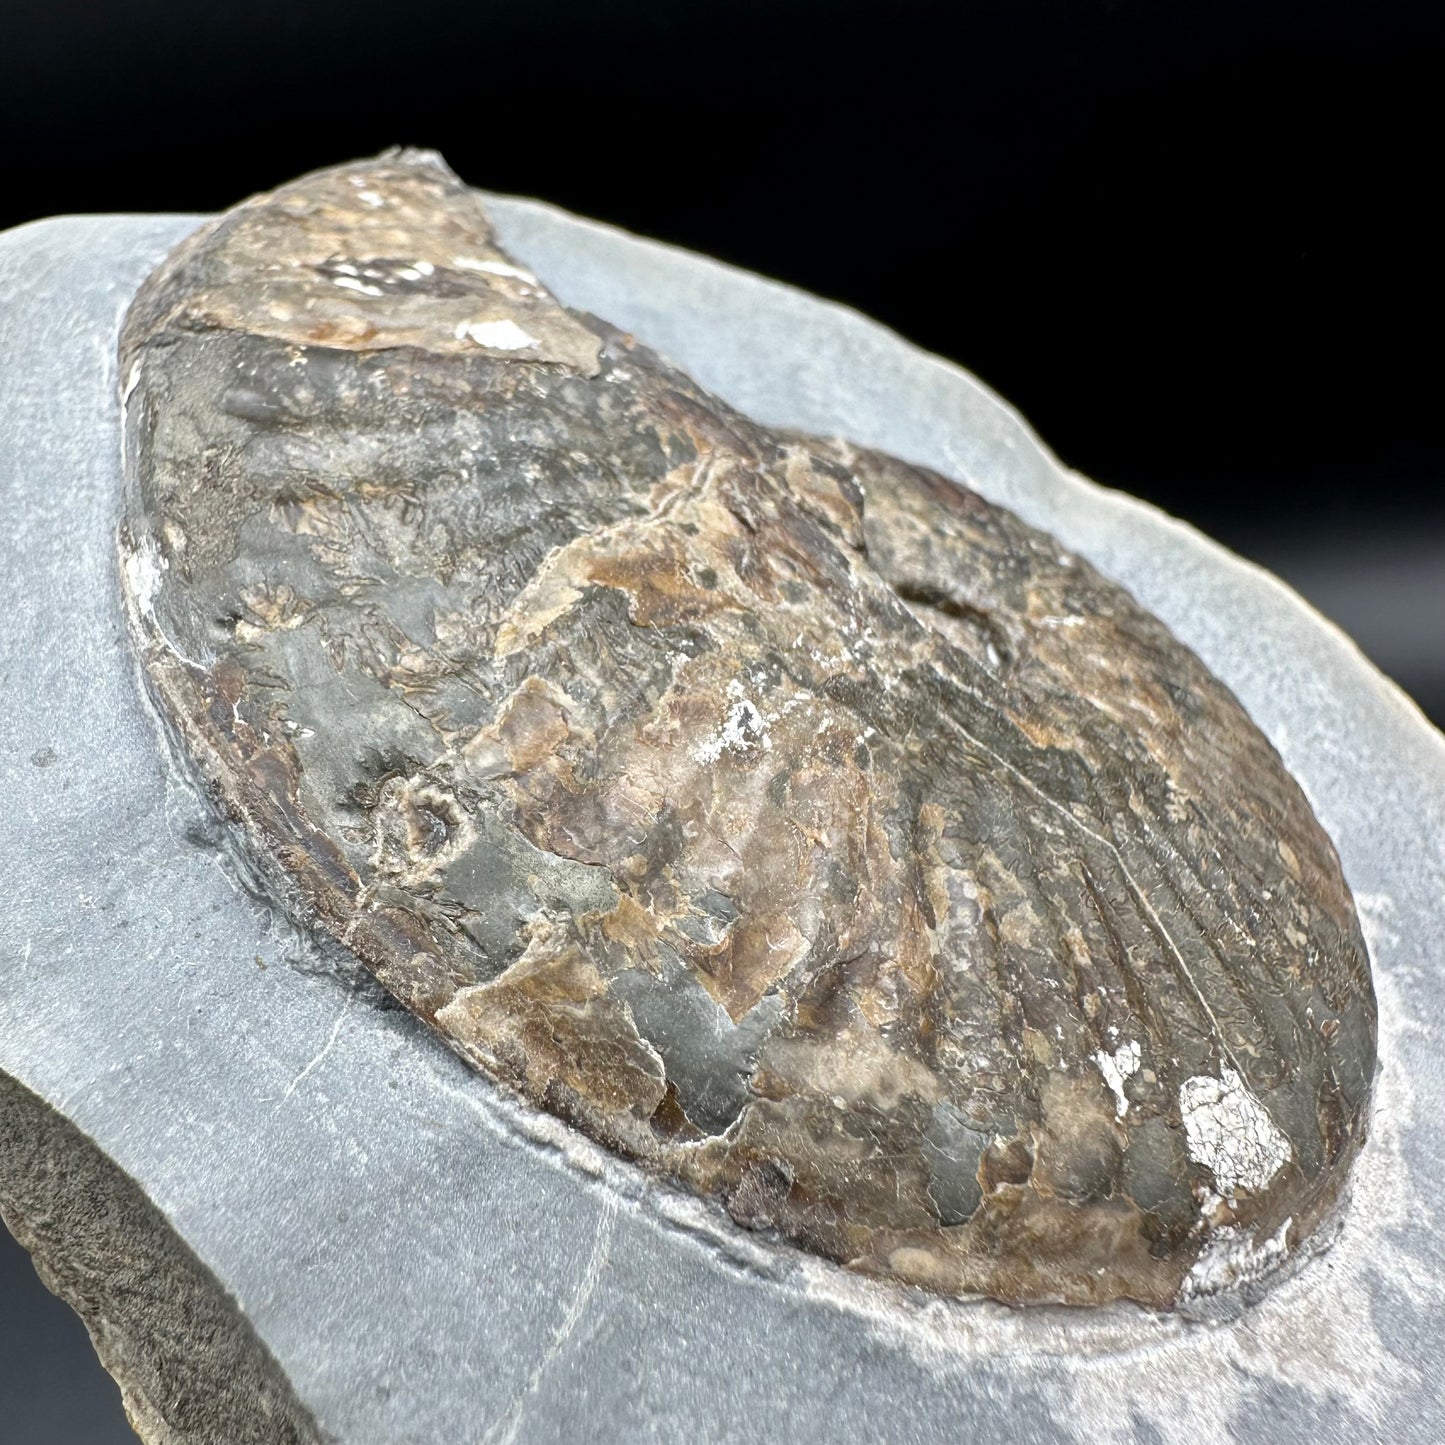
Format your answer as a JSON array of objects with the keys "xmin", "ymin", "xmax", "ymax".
[{"xmin": 118, "ymin": 152, "xmax": 1375, "ymax": 1308}]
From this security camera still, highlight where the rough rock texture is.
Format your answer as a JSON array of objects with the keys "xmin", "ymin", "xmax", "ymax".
[
  {"xmin": 0, "ymin": 1073, "xmax": 323, "ymax": 1445},
  {"xmin": 117, "ymin": 153, "xmax": 1375, "ymax": 1308}
]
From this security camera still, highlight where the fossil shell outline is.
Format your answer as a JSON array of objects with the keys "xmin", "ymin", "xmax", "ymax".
[{"xmin": 117, "ymin": 152, "xmax": 1376, "ymax": 1309}]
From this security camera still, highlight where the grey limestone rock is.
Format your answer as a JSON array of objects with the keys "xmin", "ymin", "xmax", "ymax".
[{"xmin": 1, "ymin": 177, "xmax": 1442, "ymax": 1442}]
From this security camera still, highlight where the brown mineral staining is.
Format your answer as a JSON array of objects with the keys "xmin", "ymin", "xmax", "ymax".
[{"xmin": 118, "ymin": 152, "xmax": 1376, "ymax": 1308}]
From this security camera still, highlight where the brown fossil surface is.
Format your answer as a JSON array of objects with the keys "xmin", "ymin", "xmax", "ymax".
[{"xmin": 117, "ymin": 152, "xmax": 1376, "ymax": 1308}]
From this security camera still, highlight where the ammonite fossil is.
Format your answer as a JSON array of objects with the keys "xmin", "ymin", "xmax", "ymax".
[{"xmin": 118, "ymin": 152, "xmax": 1375, "ymax": 1308}]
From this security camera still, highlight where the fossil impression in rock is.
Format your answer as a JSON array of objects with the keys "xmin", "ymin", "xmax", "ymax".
[{"xmin": 117, "ymin": 153, "xmax": 1376, "ymax": 1309}]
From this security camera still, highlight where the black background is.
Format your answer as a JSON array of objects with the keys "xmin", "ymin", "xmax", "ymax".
[{"xmin": 1, "ymin": 2, "xmax": 1440, "ymax": 1438}]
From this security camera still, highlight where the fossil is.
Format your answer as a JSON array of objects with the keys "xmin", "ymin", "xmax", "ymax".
[{"xmin": 117, "ymin": 152, "xmax": 1375, "ymax": 1308}]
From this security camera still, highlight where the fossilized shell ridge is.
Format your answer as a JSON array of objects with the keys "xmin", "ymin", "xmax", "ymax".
[{"xmin": 118, "ymin": 152, "xmax": 1376, "ymax": 1309}]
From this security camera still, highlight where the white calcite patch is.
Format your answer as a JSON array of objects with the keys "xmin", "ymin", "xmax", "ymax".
[
  {"xmin": 332, "ymin": 275, "xmax": 384, "ymax": 297},
  {"xmin": 452, "ymin": 255, "xmax": 538, "ymax": 283},
  {"xmin": 1179, "ymin": 1065, "xmax": 1291, "ymax": 1194},
  {"xmin": 693, "ymin": 698, "xmax": 770, "ymax": 764},
  {"xmin": 122, "ymin": 541, "xmax": 166, "ymax": 617},
  {"xmin": 1093, "ymin": 1039, "xmax": 1141, "ymax": 1118},
  {"xmin": 457, "ymin": 318, "xmax": 538, "ymax": 351},
  {"xmin": 1181, "ymin": 1217, "xmax": 1293, "ymax": 1299}
]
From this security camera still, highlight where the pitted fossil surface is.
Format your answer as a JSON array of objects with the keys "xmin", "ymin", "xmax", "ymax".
[{"xmin": 118, "ymin": 153, "xmax": 1376, "ymax": 1308}]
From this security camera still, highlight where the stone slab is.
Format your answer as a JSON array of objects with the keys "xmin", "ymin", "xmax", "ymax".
[{"xmin": 1, "ymin": 201, "xmax": 1442, "ymax": 1443}]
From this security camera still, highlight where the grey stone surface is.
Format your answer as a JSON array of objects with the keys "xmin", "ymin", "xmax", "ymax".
[
  {"xmin": 1, "ymin": 200, "xmax": 1441, "ymax": 1443},
  {"xmin": 0, "ymin": 1072, "xmax": 322, "ymax": 1444}
]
